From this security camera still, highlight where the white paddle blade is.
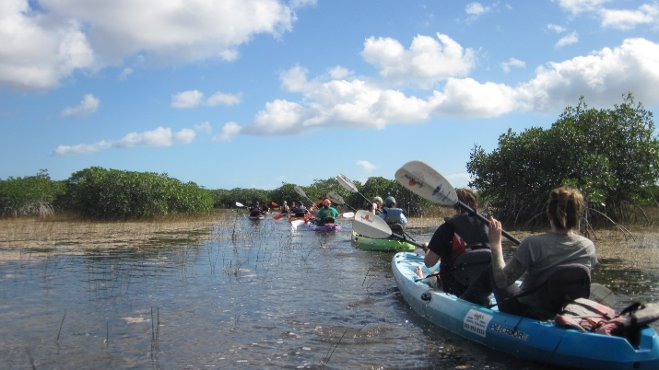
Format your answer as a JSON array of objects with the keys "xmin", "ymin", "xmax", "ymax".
[
  {"xmin": 235, "ymin": 202, "xmax": 244, "ymax": 207},
  {"xmin": 395, "ymin": 161, "xmax": 458, "ymax": 206},
  {"xmin": 327, "ymin": 190, "xmax": 345, "ymax": 205},
  {"xmin": 341, "ymin": 212, "xmax": 355, "ymax": 219},
  {"xmin": 352, "ymin": 210, "xmax": 392, "ymax": 239},
  {"xmin": 336, "ymin": 174, "xmax": 359, "ymax": 193}
]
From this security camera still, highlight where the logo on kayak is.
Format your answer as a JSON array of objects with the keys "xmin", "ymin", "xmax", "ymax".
[
  {"xmin": 360, "ymin": 213, "xmax": 371, "ymax": 222},
  {"xmin": 464, "ymin": 309, "xmax": 492, "ymax": 338}
]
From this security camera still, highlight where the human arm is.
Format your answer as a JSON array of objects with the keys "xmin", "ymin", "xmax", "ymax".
[{"xmin": 489, "ymin": 217, "xmax": 526, "ymax": 288}]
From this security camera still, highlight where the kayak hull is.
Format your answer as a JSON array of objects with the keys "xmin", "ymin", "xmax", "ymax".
[
  {"xmin": 392, "ymin": 252, "xmax": 659, "ymax": 370},
  {"xmin": 309, "ymin": 223, "xmax": 342, "ymax": 232},
  {"xmin": 351, "ymin": 230, "xmax": 416, "ymax": 252}
]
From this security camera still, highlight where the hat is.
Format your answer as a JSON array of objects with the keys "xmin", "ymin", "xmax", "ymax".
[
  {"xmin": 384, "ymin": 196, "xmax": 396, "ymax": 207},
  {"xmin": 372, "ymin": 196, "xmax": 383, "ymax": 205}
]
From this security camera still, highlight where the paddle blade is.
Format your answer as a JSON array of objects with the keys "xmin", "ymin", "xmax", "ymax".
[
  {"xmin": 352, "ymin": 210, "xmax": 392, "ymax": 239},
  {"xmin": 273, "ymin": 213, "xmax": 287, "ymax": 220},
  {"xmin": 271, "ymin": 201, "xmax": 279, "ymax": 207},
  {"xmin": 294, "ymin": 185, "xmax": 310, "ymax": 200},
  {"xmin": 235, "ymin": 202, "xmax": 244, "ymax": 207},
  {"xmin": 395, "ymin": 161, "xmax": 458, "ymax": 206},
  {"xmin": 341, "ymin": 212, "xmax": 355, "ymax": 219},
  {"xmin": 336, "ymin": 174, "xmax": 359, "ymax": 193},
  {"xmin": 327, "ymin": 190, "xmax": 345, "ymax": 205}
]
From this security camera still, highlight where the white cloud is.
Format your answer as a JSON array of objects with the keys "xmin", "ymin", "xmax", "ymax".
[
  {"xmin": 206, "ymin": 92, "xmax": 241, "ymax": 106},
  {"xmin": 519, "ymin": 38, "xmax": 659, "ymax": 111},
  {"xmin": 194, "ymin": 121, "xmax": 212, "ymax": 134},
  {"xmin": 557, "ymin": 0, "xmax": 610, "ymax": 15},
  {"xmin": 0, "ymin": 0, "xmax": 95, "ymax": 90},
  {"xmin": 362, "ymin": 33, "xmax": 475, "ymax": 88},
  {"xmin": 172, "ymin": 90, "xmax": 203, "ymax": 108},
  {"xmin": 557, "ymin": 0, "xmax": 658, "ymax": 31},
  {"xmin": 547, "ymin": 23, "xmax": 567, "ymax": 33},
  {"xmin": 214, "ymin": 121, "xmax": 243, "ymax": 141},
  {"xmin": 555, "ymin": 31, "xmax": 579, "ymax": 48},
  {"xmin": 1, "ymin": 0, "xmax": 311, "ymax": 90},
  {"xmin": 465, "ymin": 2, "xmax": 492, "ymax": 18},
  {"xmin": 356, "ymin": 160, "xmax": 376, "ymax": 172},
  {"xmin": 600, "ymin": 4, "xmax": 659, "ymax": 30},
  {"xmin": 501, "ymin": 57, "xmax": 526, "ymax": 73},
  {"xmin": 54, "ymin": 126, "xmax": 196, "ymax": 155},
  {"xmin": 237, "ymin": 36, "xmax": 659, "ymax": 136},
  {"xmin": 61, "ymin": 94, "xmax": 100, "ymax": 117}
]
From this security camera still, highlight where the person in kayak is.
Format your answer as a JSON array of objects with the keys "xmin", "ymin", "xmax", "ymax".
[
  {"xmin": 290, "ymin": 201, "xmax": 308, "ymax": 217},
  {"xmin": 315, "ymin": 198, "xmax": 339, "ymax": 225},
  {"xmin": 369, "ymin": 196, "xmax": 384, "ymax": 215},
  {"xmin": 419, "ymin": 188, "xmax": 493, "ymax": 304},
  {"xmin": 249, "ymin": 201, "xmax": 265, "ymax": 217},
  {"xmin": 280, "ymin": 200, "xmax": 290, "ymax": 214},
  {"xmin": 488, "ymin": 186, "xmax": 597, "ymax": 318},
  {"xmin": 379, "ymin": 196, "xmax": 408, "ymax": 234}
]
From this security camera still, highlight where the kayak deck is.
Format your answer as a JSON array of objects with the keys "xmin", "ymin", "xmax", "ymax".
[
  {"xmin": 351, "ymin": 230, "xmax": 416, "ymax": 252},
  {"xmin": 392, "ymin": 252, "xmax": 659, "ymax": 370}
]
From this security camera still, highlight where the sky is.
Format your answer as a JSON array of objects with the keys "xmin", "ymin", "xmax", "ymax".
[{"xmin": 1, "ymin": 0, "xmax": 658, "ymax": 190}]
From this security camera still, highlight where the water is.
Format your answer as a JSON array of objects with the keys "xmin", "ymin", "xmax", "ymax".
[{"xmin": 0, "ymin": 215, "xmax": 656, "ymax": 369}]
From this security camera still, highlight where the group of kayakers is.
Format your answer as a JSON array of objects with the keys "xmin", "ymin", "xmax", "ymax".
[{"xmin": 250, "ymin": 184, "xmax": 597, "ymax": 321}]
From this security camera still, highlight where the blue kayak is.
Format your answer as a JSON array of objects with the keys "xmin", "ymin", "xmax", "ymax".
[{"xmin": 392, "ymin": 252, "xmax": 659, "ymax": 369}]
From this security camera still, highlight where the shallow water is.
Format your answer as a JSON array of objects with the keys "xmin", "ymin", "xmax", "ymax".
[{"xmin": 0, "ymin": 214, "xmax": 657, "ymax": 369}]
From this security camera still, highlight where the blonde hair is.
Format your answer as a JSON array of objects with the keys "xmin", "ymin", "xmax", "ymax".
[{"xmin": 546, "ymin": 186, "xmax": 586, "ymax": 231}]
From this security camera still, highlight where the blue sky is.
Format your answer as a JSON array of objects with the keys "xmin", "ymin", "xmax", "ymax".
[{"xmin": 1, "ymin": 0, "xmax": 658, "ymax": 190}]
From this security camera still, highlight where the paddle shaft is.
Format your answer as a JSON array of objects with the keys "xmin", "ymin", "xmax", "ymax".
[
  {"xmin": 391, "ymin": 232, "xmax": 424, "ymax": 249},
  {"xmin": 457, "ymin": 200, "xmax": 521, "ymax": 245}
]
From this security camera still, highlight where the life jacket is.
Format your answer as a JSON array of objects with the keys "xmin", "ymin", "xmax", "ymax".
[
  {"xmin": 381, "ymin": 208, "xmax": 405, "ymax": 225},
  {"xmin": 445, "ymin": 214, "xmax": 490, "ymax": 263}
]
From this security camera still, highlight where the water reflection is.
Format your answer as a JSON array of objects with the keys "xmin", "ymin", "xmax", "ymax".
[{"xmin": 0, "ymin": 215, "xmax": 656, "ymax": 369}]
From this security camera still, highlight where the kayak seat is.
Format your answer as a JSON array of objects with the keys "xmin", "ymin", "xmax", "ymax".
[
  {"xmin": 388, "ymin": 223, "xmax": 405, "ymax": 235},
  {"xmin": 451, "ymin": 249, "xmax": 492, "ymax": 287},
  {"xmin": 532, "ymin": 264, "xmax": 591, "ymax": 320}
]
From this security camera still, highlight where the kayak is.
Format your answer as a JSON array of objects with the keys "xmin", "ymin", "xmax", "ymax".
[
  {"xmin": 351, "ymin": 230, "xmax": 416, "ymax": 252},
  {"xmin": 309, "ymin": 223, "xmax": 342, "ymax": 233},
  {"xmin": 392, "ymin": 252, "xmax": 659, "ymax": 370}
]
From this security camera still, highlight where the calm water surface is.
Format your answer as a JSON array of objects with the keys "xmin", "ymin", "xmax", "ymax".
[{"xmin": 0, "ymin": 215, "xmax": 657, "ymax": 369}]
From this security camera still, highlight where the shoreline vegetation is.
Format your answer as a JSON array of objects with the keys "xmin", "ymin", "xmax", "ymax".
[{"xmin": 1, "ymin": 210, "xmax": 657, "ymax": 272}]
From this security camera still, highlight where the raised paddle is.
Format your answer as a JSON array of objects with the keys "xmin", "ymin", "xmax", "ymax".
[
  {"xmin": 395, "ymin": 160, "xmax": 521, "ymax": 245},
  {"xmin": 326, "ymin": 190, "xmax": 356, "ymax": 211},
  {"xmin": 235, "ymin": 202, "xmax": 245, "ymax": 208},
  {"xmin": 294, "ymin": 185, "xmax": 314, "ymax": 205},
  {"xmin": 352, "ymin": 210, "xmax": 424, "ymax": 248},
  {"xmin": 336, "ymin": 174, "xmax": 371, "ymax": 204}
]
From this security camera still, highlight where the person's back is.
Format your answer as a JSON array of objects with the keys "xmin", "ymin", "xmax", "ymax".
[
  {"xmin": 489, "ymin": 186, "xmax": 597, "ymax": 319},
  {"xmin": 379, "ymin": 196, "xmax": 407, "ymax": 232},
  {"xmin": 316, "ymin": 199, "xmax": 339, "ymax": 225},
  {"xmin": 423, "ymin": 189, "xmax": 491, "ymax": 303}
]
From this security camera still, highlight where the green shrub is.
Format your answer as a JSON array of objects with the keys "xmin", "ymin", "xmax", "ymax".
[{"xmin": 0, "ymin": 170, "xmax": 63, "ymax": 217}]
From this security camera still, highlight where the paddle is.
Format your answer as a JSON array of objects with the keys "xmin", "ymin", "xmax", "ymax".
[
  {"xmin": 353, "ymin": 210, "xmax": 424, "ymax": 248},
  {"xmin": 294, "ymin": 185, "xmax": 314, "ymax": 205},
  {"xmin": 273, "ymin": 213, "xmax": 287, "ymax": 220},
  {"xmin": 336, "ymin": 174, "xmax": 371, "ymax": 204},
  {"xmin": 326, "ymin": 190, "xmax": 356, "ymax": 211},
  {"xmin": 395, "ymin": 160, "xmax": 521, "ymax": 245},
  {"xmin": 235, "ymin": 202, "xmax": 245, "ymax": 208}
]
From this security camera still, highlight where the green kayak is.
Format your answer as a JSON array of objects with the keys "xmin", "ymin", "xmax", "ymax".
[{"xmin": 351, "ymin": 230, "xmax": 417, "ymax": 252}]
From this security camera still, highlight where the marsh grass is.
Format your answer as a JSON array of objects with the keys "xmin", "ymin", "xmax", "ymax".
[{"xmin": 1, "ymin": 209, "xmax": 656, "ymax": 272}]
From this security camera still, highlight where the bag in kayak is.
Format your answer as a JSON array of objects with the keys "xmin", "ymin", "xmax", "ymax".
[{"xmin": 555, "ymin": 297, "xmax": 659, "ymax": 347}]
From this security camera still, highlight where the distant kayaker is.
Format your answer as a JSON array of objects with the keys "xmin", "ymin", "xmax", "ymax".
[
  {"xmin": 419, "ymin": 188, "xmax": 492, "ymax": 305},
  {"xmin": 488, "ymin": 186, "xmax": 597, "ymax": 319},
  {"xmin": 280, "ymin": 200, "xmax": 290, "ymax": 214},
  {"xmin": 379, "ymin": 196, "xmax": 408, "ymax": 234},
  {"xmin": 315, "ymin": 198, "xmax": 339, "ymax": 225},
  {"xmin": 290, "ymin": 201, "xmax": 308, "ymax": 217},
  {"xmin": 369, "ymin": 196, "xmax": 384, "ymax": 215}
]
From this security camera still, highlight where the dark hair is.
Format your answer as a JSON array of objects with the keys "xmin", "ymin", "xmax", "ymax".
[
  {"xmin": 455, "ymin": 188, "xmax": 479, "ymax": 211},
  {"xmin": 546, "ymin": 186, "xmax": 586, "ymax": 231}
]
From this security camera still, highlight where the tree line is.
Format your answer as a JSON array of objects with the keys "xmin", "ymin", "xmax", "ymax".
[{"xmin": 1, "ymin": 95, "xmax": 657, "ymax": 223}]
